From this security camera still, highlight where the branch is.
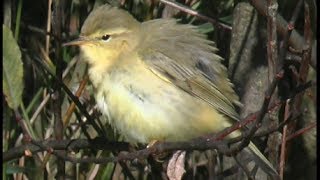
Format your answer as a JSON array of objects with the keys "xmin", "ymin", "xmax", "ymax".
[
  {"xmin": 249, "ymin": 0, "xmax": 316, "ymax": 69},
  {"xmin": 3, "ymin": 138, "xmax": 129, "ymax": 162},
  {"xmin": 160, "ymin": 0, "xmax": 232, "ymax": 31},
  {"xmin": 3, "ymin": 108, "xmax": 308, "ymax": 168}
]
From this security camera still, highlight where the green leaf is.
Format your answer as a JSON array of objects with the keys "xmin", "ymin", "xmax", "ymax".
[
  {"xmin": 5, "ymin": 164, "xmax": 27, "ymax": 174},
  {"xmin": 219, "ymin": 15, "xmax": 233, "ymax": 24},
  {"xmin": 3, "ymin": 25, "xmax": 24, "ymax": 110},
  {"xmin": 98, "ymin": 162, "xmax": 115, "ymax": 179},
  {"xmin": 96, "ymin": 152, "xmax": 115, "ymax": 179},
  {"xmin": 197, "ymin": 22, "xmax": 214, "ymax": 34}
]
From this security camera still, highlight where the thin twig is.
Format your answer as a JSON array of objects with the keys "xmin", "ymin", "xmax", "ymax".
[
  {"xmin": 63, "ymin": 75, "xmax": 89, "ymax": 126},
  {"xmin": 46, "ymin": 0, "xmax": 52, "ymax": 54},
  {"xmin": 160, "ymin": 0, "xmax": 232, "ymax": 31},
  {"xmin": 20, "ymin": 23, "xmax": 60, "ymax": 41},
  {"xmin": 225, "ymin": 70, "xmax": 283, "ymax": 156},
  {"xmin": 249, "ymin": 0, "xmax": 316, "ymax": 70},
  {"xmin": 286, "ymin": 122, "xmax": 316, "ymax": 141},
  {"xmin": 266, "ymin": 0, "xmax": 278, "ymax": 83},
  {"xmin": 278, "ymin": 0, "xmax": 303, "ymax": 71},
  {"xmin": 279, "ymin": 124, "xmax": 287, "ymax": 180},
  {"xmin": 34, "ymin": 57, "xmax": 105, "ymax": 136},
  {"xmin": 14, "ymin": 110, "xmax": 32, "ymax": 142},
  {"xmin": 13, "ymin": 56, "xmax": 78, "ymax": 152},
  {"xmin": 279, "ymin": 100, "xmax": 290, "ymax": 179},
  {"xmin": 287, "ymin": 0, "xmax": 313, "ymax": 162}
]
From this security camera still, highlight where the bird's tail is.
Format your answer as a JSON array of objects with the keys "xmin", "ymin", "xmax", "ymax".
[{"xmin": 243, "ymin": 142, "xmax": 279, "ymax": 179}]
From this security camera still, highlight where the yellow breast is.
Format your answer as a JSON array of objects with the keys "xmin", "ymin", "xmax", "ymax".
[{"xmin": 91, "ymin": 55, "xmax": 238, "ymax": 143}]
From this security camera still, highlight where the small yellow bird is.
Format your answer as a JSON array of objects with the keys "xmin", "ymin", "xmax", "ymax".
[{"xmin": 64, "ymin": 4, "xmax": 278, "ymax": 177}]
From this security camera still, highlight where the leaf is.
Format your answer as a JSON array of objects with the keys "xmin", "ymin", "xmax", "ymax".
[
  {"xmin": 219, "ymin": 15, "xmax": 233, "ymax": 24},
  {"xmin": 167, "ymin": 150, "xmax": 186, "ymax": 180},
  {"xmin": 5, "ymin": 164, "xmax": 27, "ymax": 174},
  {"xmin": 3, "ymin": 25, "xmax": 24, "ymax": 110},
  {"xmin": 197, "ymin": 22, "xmax": 214, "ymax": 34}
]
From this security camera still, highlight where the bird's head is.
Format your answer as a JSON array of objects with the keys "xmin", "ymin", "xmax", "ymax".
[{"xmin": 64, "ymin": 5, "xmax": 141, "ymax": 67}]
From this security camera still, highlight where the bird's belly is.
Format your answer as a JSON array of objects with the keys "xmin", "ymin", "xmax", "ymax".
[{"xmin": 95, "ymin": 69, "xmax": 235, "ymax": 143}]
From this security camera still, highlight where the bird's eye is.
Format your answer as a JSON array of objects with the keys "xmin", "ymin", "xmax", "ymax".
[{"xmin": 101, "ymin": 34, "xmax": 111, "ymax": 41}]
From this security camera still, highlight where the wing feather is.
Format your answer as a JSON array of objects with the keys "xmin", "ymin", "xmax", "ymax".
[{"xmin": 138, "ymin": 19, "xmax": 241, "ymax": 121}]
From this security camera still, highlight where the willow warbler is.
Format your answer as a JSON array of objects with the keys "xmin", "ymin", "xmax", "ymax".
[{"xmin": 64, "ymin": 4, "xmax": 278, "ymax": 177}]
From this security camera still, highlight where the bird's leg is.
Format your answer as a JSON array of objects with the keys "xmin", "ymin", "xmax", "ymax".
[{"xmin": 146, "ymin": 140, "xmax": 169, "ymax": 162}]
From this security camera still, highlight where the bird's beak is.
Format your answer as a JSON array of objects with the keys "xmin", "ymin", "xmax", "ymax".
[{"xmin": 63, "ymin": 36, "xmax": 91, "ymax": 47}]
